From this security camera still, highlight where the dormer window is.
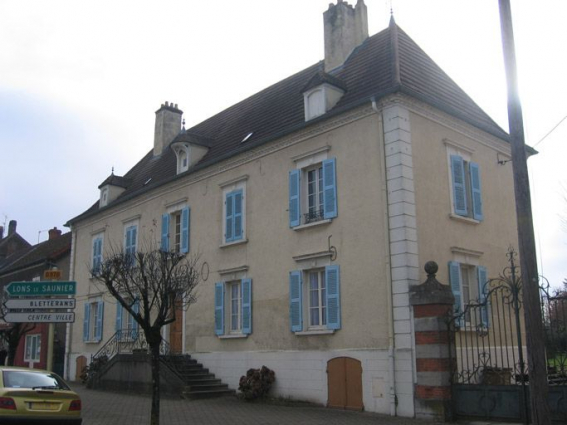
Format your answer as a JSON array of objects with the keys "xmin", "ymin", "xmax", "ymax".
[
  {"xmin": 173, "ymin": 144, "xmax": 190, "ymax": 174},
  {"xmin": 301, "ymin": 71, "xmax": 347, "ymax": 122},
  {"xmin": 170, "ymin": 131, "xmax": 212, "ymax": 175},
  {"xmin": 305, "ymin": 89, "xmax": 326, "ymax": 121},
  {"xmin": 100, "ymin": 188, "xmax": 109, "ymax": 207}
]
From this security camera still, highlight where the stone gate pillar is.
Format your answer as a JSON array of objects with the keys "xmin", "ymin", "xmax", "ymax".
[{"xmin": 410, "ymin": 261, "xmax": 455, "ymax": 421}]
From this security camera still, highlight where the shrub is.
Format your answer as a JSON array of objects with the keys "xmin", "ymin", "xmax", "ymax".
[
  {"xmin": 238, "ymin": 366, "xmax": 275, "ymax": 400},
  {"xmin": 80, "ymin": 355, "xmax": 108, "ymax": 386}
]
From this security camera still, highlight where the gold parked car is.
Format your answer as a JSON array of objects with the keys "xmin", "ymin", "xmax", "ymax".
[{"xmin": 0, "ymin": 367, "xmax": 82, "ymax": 424}]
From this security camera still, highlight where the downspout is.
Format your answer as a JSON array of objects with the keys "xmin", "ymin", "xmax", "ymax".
[
  {"xmin": 372, "ymin": 97, "xmax": 397, "ymax": 416},
  {"xmin": 63, "ymin": 226, "xmax": 76, "ymax": 381}
]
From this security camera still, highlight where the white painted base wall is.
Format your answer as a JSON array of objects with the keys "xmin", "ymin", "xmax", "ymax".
[{"xmin": 195, "ymin": 348, "xmax": 415, "ymax": 417}]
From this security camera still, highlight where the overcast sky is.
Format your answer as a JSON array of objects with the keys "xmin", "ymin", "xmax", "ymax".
[{"xmin": 1, "ymin": 0, "xmax": 565, "ymax": 288}]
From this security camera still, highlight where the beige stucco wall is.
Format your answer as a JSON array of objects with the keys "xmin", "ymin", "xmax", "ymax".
[
  {"xmin": 68, "ymin": 106, "xmax": 393, "ymax": 368},
  {"xmin": 409, "ymin": 107, "xmax": 518, "ymax": 284}
]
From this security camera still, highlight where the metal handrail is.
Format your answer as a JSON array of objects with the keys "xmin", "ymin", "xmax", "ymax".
[{"xmin": 91, "ymin": 328, "xmax": 171, "ymax": 362}]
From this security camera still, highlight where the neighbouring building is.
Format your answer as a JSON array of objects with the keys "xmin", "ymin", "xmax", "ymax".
[
  {"xmin": 0, "ymin": 227, "xmax": 71, "ymax": 375},
  {"xmin": 65, "ymin": 1, "xmax": 522, "ymax": 417}
]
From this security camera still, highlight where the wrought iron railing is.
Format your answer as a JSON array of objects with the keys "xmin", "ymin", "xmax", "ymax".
[
  {"xmin": 91, "ymin": 328, "xmax": 171, "ymax": 363},
  {"xmin": 540, "ymin": 280, "xmax": 567, "ymax": 385},
  {"xmin": 303, "ymin": 209, "xmax": 325, "ymax": 224}
]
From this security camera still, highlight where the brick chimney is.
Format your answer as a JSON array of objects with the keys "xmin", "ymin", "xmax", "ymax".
[
  {"xmin": 324, "ymin": 0, "xmax": 368, "ymax": 72},
  {"xmin": 48, "ymin": 227, "xmax": 62, "ymax": 240},
  {"xmin": 154, "ymin": 102, "xmax": 183, "ymax": 156},
  {"xmin": 8, "ymin": 220, "xmax": 17, "ymax": 236}
]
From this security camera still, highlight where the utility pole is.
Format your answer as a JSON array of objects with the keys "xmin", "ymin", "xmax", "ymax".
[{"xmin": 498, "ymin": 1, "xmax": 550, "ymax": 424}]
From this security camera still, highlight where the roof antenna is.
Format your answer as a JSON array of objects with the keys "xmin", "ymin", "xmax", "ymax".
[{"xmin": 390, "ymin": 0, "xmax": 394, "ymax": 17}]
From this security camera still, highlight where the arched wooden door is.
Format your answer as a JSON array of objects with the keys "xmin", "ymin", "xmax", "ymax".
[
  {"xmin": 327, "ymin": 357, "xmax": 363, "ymax": 410},
  {"xmin": 75, "ymin": 356, "xmax": 87, "ymax": 381}
]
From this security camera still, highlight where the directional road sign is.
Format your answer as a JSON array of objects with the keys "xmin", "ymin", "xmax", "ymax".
[
  {"xmin": 5, "ymin": 281, "xmax": 76, "ymax": 297},
  {"xmin": 4, "ymin": 298, "xmax": 76, "ymax": 310},
  {"xmin": 3, "ymin": 312, "xmax": 75, "ymax": 323}
]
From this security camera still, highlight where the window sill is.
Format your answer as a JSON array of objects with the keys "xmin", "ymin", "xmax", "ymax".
[
  {"xmin": 449, "ymin": 214, "xmax": 480, "ymax": 225},
  {"xmin": 85, "ymin": 340, "xmax": 101, "ymax": 344},
  {"xmin": 294, "ymin": 329, "xmax": 335, "ymax": 336},
  {"xmin": 220, "ymin": 238, "xmax": 248, "ymax": 249},
  {"xmin": 218, "ymin": 334, "xmax": 248, "ymax": 339},
  {"xmin": 292, "ymin": 219, "xmax": 331, "ymax": 231}
]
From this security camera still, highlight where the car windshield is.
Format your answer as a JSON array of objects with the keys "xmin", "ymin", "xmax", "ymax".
[{"xmin": 2, "ymin": 371, "xmax": 70, "ymax": 390}]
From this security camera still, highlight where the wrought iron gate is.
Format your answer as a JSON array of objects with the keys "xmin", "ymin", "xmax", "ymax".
[{"xmin": 448, "ymin": 249, "xmax": 567, "ymax": 423}]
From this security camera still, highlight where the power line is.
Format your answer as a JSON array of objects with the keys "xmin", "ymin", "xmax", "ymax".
[{"xmin": 532, "ymin": 114, "xmax": 567, "ymax": 148}]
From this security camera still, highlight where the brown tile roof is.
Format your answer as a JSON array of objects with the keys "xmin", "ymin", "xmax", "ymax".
[
  {"xmin": 68, "ymin": 21, "xmax": 508, "ymax": 225},
  {"xmin": 0, "ymin": 232, "xmax": 71, "ymax": 276}
]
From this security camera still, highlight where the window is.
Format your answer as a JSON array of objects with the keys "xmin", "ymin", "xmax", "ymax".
[
  {"xmin": 124, "ymin": 224, "xmax": 138, "ymax": 265},
  {"xmin": 24, "ymin": 334, "xmax": 41, "ymax": 362},
  {"xmin": 92, "ymin": 234, "xmax": 103, "ymax": 275},
  {"xmin": 225, "ymin": 190, "xmax": 243, "ymax": 243},
  {"xmin": 83, "ymin": 299, "xmax": 104, "ymax": 342},
  {"xmin": 116, "ymin": 299, "xmax": 139, "ymax": 339},
  {"xmin": 305, "ymin": 89, "xmax": 325, "ymax": 120},
  {"xmin": 448, "ymin": 261, "xmax": 488, "ymax": 327},
  {"xmin": 289, "ymin": 157, "xmax": 337, "ymax": 227},
  {"xmin": 173, "ymin": 143, "xmax": 190, "ymax": 174},
  {"xmin": 289, "ymin": 265, "xmax": 340, "ymax": 332},
  {"xmin": 100, "ymin": 188, "xmax": 109, "ymax": 207},
  {"xmin": 161, "ymin": 207, "xmax": 190, "ymax": 253},
  {"xmin": 308, "ymin": 270, "xmax": 326, "ymax": 328},
  {"xmin": 214, "ymin": 279, "xmax": 252, "ymax": 336},
  {"xmin": 450, "ymin": 154, "xmax": 483, "ymax": 221}
]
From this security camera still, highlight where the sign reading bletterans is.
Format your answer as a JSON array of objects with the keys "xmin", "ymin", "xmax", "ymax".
[{"xmin": 5, "ymin": 281, "xmax": 76, "ymax": 297}]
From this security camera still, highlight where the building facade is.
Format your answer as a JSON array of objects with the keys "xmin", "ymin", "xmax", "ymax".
[{"xmin": 66, "ymin": 1, "xmax": 520, "ymax": 417}]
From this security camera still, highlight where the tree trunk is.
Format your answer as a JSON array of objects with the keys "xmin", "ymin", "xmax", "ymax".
[
  {"xmin": 148, "ymin": 333, "xmax": 161, "ymax": 425},
  {"xmin": 7, "ymin": 345, "xmax": 16, "ymax": 366}
]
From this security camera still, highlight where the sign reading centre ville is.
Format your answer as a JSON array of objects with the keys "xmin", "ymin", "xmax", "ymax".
[
  {"xmin": 5, "ymin": 281, "xmax": 76, "ymax": 297},
  {"xmin": 4, "ymin": 312, "xmax": 75, "ymax": 323}
]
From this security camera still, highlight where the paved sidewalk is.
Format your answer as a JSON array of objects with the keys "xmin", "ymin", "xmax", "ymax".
[{"xmin": 74, "ymin": 385, "xmax": 445, "ymax": 425}]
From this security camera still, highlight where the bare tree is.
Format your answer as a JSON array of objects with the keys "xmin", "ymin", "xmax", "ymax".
[
  {"xmin": 0, "ymin": 292, "xmax": 36, "ymax": 366},
  {"xmin": 92, "ymin": 245, "xmax": 201, "ymax": 425}
]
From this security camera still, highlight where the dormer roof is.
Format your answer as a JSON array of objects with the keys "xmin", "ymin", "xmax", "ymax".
[
  {"xmin": 98, "ymin": 174, "xmax": 131, "ymax": 189},
  {"xmin": 170, "ymin": 130, "xmax": 214, "ymax": 149},
  {"xmin": 301, "ymin": 70, "xmax": 347, "ymax": 94}
]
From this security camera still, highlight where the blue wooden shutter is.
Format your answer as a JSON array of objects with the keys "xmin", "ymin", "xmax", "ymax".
[
  {"xmin": 83, "ymin": 303, "xmax": 91, "ymax": 342},
  {"xmin": 450, "ymin": 155, "xmax": 467, "ymax": 216},
  {"xmin": 214, "ymin": 282, "xmax": 225, "ymax": 335},
  {"xmin": 289, "ymin": 169, "xmax": 300, "ymax": 227},
  {"xmin": 241, "ymin": 278, "xmax": 252, "ymax": 335},
  {"xmin": 289, "ymin": 271, "xmax": 303, "ymax": 332},
  {"xmin": 233, "ymin": 191, "xmax": 243, "ymax": 240},
  {"xmin": 477, "ymin": 266, "xmax": 489, "ymax": 327},
  {"xmin": 95, "ymin": 302, "xmax": 104, "ymax": 342},
  {"xmin": 181, "ymin": 207, "xmax": 190, "ymax": 253},
  {"xmin": 469, "ymin": 162, "xmax": 483, "ymax": 221},
  {"xmin": 225, "ymin": 193, "xmax": 234, "ymax": 242},
  {"xmin": 161, "ymin": 214, "xmax": 170, "ymax": 251},
  {"xmin": 325, "ymin": 265, "xmax": 341, "ymax": 330},
  {"xmin": 322, "ymin": 158, "xmax": 337, "ymax": 219},
  {"xmin": 448, "ymin": 261, "xmax": 464, "ymax": 326},
  {"xmin": 115, "ymin": 302, "xmax": 123, "ymax": 335}
]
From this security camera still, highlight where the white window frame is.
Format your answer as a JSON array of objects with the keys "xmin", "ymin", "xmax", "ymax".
[
  {"xmin": 91, "ymin": 233, "xmax": 104, "ymax": 275},
  {"xmin": 24, "ymin": 334, "xmax": 41, "ymax": 362},
  {"xmin": 304, "ymin": 88, "xmax": 325, "ymax": 121},
  {"xmin": 228, "ymin": 281, "xmax": 242, "ymax": 334},
  {"xmin": 220, "ymin": 176, "xmax": 247, "ymax": 246},
  {"xmin": 291, "ymin": 147, "xmax": 334, "ymax": 229},
  {"xmin": 173, "ymin": 143, "xmax": 191, "ymax": 174},
  {"xmin": 307, "ymin": 269, "xmax": 327, "ymax": 329},
  {"xmin": 100, "ymin": 187, "xmax": 109, "ymax": 207},
  {"xmin": 445, "ymin": 141, "xmax": 481, "ymax": 222}
]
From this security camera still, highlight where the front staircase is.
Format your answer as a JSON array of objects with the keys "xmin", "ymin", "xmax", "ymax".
[{"xmin": 161, "ymin": 355, "xmax": 235, "ymax": 399}]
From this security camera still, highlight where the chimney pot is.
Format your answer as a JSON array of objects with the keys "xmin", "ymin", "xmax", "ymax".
[
  {"xmin": 48, "ymin": 227, "xmax": 62, "ymax": 240},
  {"xmin": 154, "ymin": 102, "xmax": 183, "ymax": 156},
  {"xmin": 8, "ymin": 220, "xmax": 16, "ymax": 236}
]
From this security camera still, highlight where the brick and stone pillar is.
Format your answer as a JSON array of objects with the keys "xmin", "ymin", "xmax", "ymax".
[{"xmin": 410, "ymin": 261, "xmax": 455, "ymax": 421}]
